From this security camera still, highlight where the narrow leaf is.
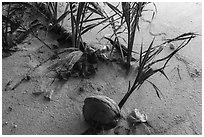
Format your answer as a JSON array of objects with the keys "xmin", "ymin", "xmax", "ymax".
[
  {"xmin": 81, "ymin": 24, "xmax": 97, "ymax": 35},
  {"xmin": 81, "ymin": 17, "xmax": 105, "ymax": 23},
  {"xmin": 105, "ymin": 2, "xmax": 122, "ymax": 16},
  {"xmin": 147, "ymin": 80, "xmax": 163, "ymax": 100},
  {"xmin": 88, "ymin": 2, "xmax": 105, "ymax": 17},
  {"xmin": 158, "ymin": 69, "xmax": 170, "ymax": 81},
  {"xmin": 82, "ymin": 14, "xmax": 117, "ymax": 35},
  {"xmin": 53, "ymin": 10, "xmax": 71, "ymax": 26},
  {"xmin": 140, "ymin": 37, "xmax": 155, "ymax": 69}
]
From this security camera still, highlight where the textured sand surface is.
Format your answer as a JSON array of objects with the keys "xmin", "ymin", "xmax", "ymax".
[{"xmin": 2, "ymin": 2, "xmax": 202, "ymax": 135}]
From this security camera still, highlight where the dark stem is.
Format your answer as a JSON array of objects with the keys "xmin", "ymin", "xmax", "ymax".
[
  {"xmin": 118, "ymin": 84, "xmax": 139, "ymax": 109},
  {"xmin": 70, "ymin": 3, "xmax": 75, "ymax": 47}
]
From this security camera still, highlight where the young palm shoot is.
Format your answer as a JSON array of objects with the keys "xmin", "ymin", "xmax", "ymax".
[
  {"xmin": 118, "ymin": 33, "xmax": 197, "ymax": 109},
  {"xmin": 122, "ymin": 2, "xmax": 149, "ymax": 70},
  {"xmin": 102, "ymin": 2, "xmax": 156, "ymax": 70},
  {"xmin": 81, "ymin": 32, "xmax": 197, "ymax": 135}
]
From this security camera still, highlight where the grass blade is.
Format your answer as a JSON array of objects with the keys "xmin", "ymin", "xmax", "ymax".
[
  {"xmin": 75, "ymin": 2, "xmax": 86, "ymax": 48},
  {"xmin": 147, "ymin": 80, "xmax": 163, "ymax": 100},
  {"xmin": 70, "ymin": 2, "xmax": 76, "ymax": 47},
  {"xmin": 105, "ymin": 2, "xmax": 122, "ymax": 17},
  {"xmin": 127, "ymin": 81, "xmax": 131, "ymax": 92},
  {"xmin": 87, "ymin": 3, "xmax": 105, "ymax": 17},
  {"xmin": 54, "ymin": 2, "xmax": 58, "ymax": 20},
  {"xmin": 52, "ymin": 10, "xmax": 71, "ymax": 27},
  {"xmin": 158, "ymin": 69, "xmax": 169, "ymax": 81},
  {"xmin": 81, "ymin": 14, "xmax": 117, "ymax": 35},
  {"xmin": 61, "ymin": 2, "xmax": 69, "ymax": 26},
  {"xmin": 81, "ymin": 17, "xmax": 105, "ymax": 23},
  {"xmin": 122, "ymin": 2, "xmax": 130, "ymax": 28},
  {"xmin": 81, "ymin": 24, "xmax": 97, "ymax": 35},
  {"xmin": 140, "ymin": 37, "xmax": 155, "ymax": 70},
  {"xmin": 139, "ymin": 41, "xmax": 143, "ymax": 66},
  {"xmin": 97, "ymin": 15, "xmax": 123, "ymax": 34}
]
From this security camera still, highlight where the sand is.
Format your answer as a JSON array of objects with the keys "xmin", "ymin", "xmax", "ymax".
[{"xmin": 2, "ymin": 2, "xmax": 202, "ymax": 135}]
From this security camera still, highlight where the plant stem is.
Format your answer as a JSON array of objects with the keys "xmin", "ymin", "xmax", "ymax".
[
  {"xmin": 70, "ymin": 3, "xmax": 75, "ymax": 47},
  {"xmin": 4, "ymin": 3, "xmax": 11, "ymax": 47},
  {"xmin": 110, "ymin": 17, "xmax": 125, "ymax": 61},
  {"xmin": 61, "ymin": 3, "xmax": 69, "ymax": 26},
  {"xmin": 118, "ymin": 84, "xmax": 139, "ymax": 109}
]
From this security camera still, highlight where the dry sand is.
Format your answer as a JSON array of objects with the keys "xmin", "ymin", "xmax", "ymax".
[{"xmin": 2, "ymin": 2, "xmax": 202, "ymax": 135}]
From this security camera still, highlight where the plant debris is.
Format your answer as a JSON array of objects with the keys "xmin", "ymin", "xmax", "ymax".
[
  {"xmin": 175, "ymin": 54, "xmax": 201, "ymax": 80},
  {"xmin": 168, "ymin": 42, "xmax": 175, "ymax": 50},
  {"xmin": 44, "ymin": 89, "xmax": 54, "ymax": 101},
  {"xmin": 127, "ymin": 108, "xmax": 147, "ymax": 124},
  {"xmin": 32, "ymin": 90, "xmax": 44, "ymax": 96},
  {"xmin": 4, "ymin": 80, "xmax": 12, "ymax": 91},
  {"xmin": 127, "ymin": 108, "xmax": 153, "ymax": 134}
]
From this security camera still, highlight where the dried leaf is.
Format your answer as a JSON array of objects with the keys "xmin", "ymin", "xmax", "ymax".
[
  {"xmin": 47, "ymin": 50, "xmax": 83, "ymax": 72},
  {"xmin": 128, "ymin": 108, "xmax": 147, "ymax": 124}
]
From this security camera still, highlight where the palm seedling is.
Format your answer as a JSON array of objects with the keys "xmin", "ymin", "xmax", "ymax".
[
  {"xmin": 82, "ymin": 32, "xmax": 197, "ymax": 135},
  {"xmin": 2, "ymin": 3, "xmax": 21, "ymax": 54},
  {"xmin": 32, "ymin": 2, "xmax": 71, "ymax": 27},
  {"xmin": 98, "ymin": 2, "xmax": 156, "ymax": 70},
  {"xmin": 2, "ymin": 2, "xmax": 43, "ymax": 57},
  {"xmin": 118, "ymin": 32, "xmax": 198, "ymax": 108},
  {"xmin": 2, "ymin": 2, "xmax": 114, "ymax": 86},
  {"xmin": 42, "ymin": 2, "xmax": 122, "ymax": 91},
  {"xmin": 39, "ymin": 2, "xmax": 125, "ymax": 101},
  {"xmin": 122, "ymin": 2, "xmax": 146, "ymax": 69}
]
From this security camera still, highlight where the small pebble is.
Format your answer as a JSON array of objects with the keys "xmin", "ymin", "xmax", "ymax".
[
  {"xmin": 97, "ymin": 87, "xmax": 102, "ymax": 91},
  {"xmin": 25, "ymin": 75, "xmax": 31, "ymax": 81},
  {"xmin": 8, "ymin": 106, "xmax": 13, "ymax": 111},
  {"xmin": 13, "ymin": 124, "xmax": 17, "ymax": 128},
  {"xmin": 3, "ymin": 121, "xmax": 8, "ymax": 126},
  {"xmin": 79, "ymin": 87, "xmax": 84, "ymax": 92},
  {"xmin": 169, "ymin": 43, "xmax": 175, "ymax": 50}
]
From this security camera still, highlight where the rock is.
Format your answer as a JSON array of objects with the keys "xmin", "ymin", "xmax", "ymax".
[
  {"xmin": 169, "ymin": 42, "xmax": 175, "ymax": 50},
  {"xmin": 83, "ymin": 95, "xmax": 121, "ymax": 130},
  {"xmin": 44, "ymin": 90, "xmax": 54, "ymax": 101}
]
